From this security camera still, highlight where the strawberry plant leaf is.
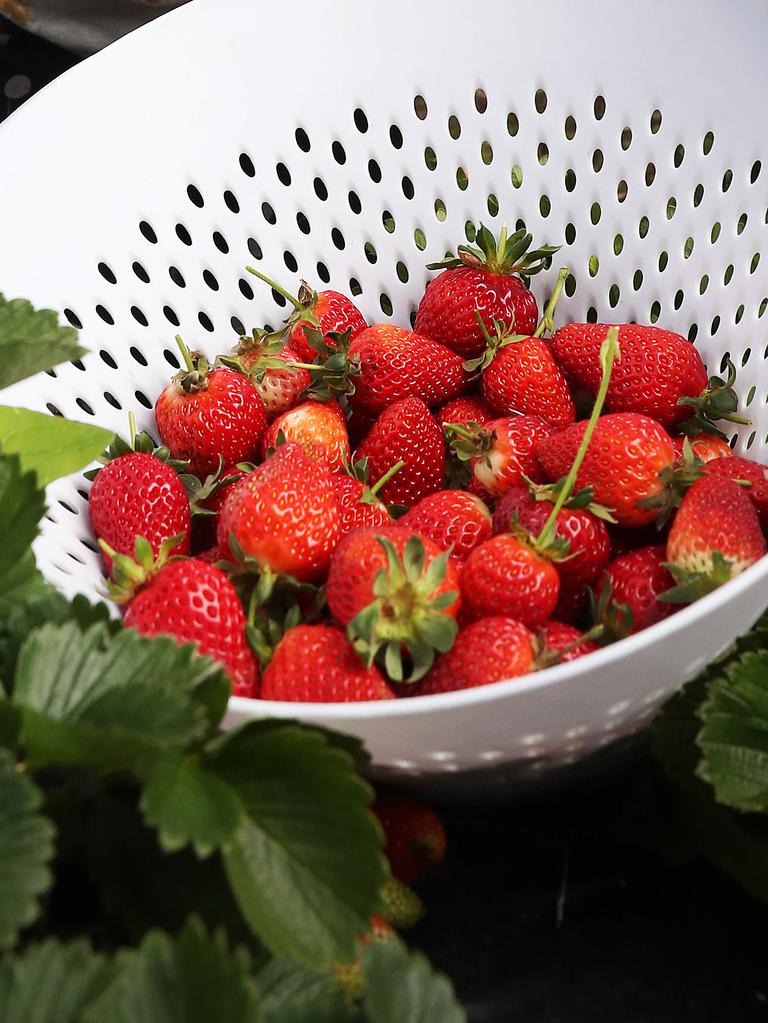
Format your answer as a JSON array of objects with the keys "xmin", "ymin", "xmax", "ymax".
[
  {"xmin": 0, "ymin": 407, "xmax": 114, "ymax": 486},
  {"xmin": 0, "ymin": 750, "xmax": 56, "ymax": 949},
  {"xmin": 362, "ymin": 939, "xmax": 466, "ymax": 1023},
  {"xmin": 12, "ymin": 624, "xmax": 223, "ymax": 770},
  {"xmin": 0, "ymin": 454, "xmax": 45, "ymax": 587},
  {"xmin": 211, "ymin": 721, "xmax": 386, "ymax": 968},
  {"xmin": 139, "ymin": 754, "xmax": 245, "ymax": 858},
  {"xmin": 257, "ymin": 959, "xmax": 360, "ymax": 1023},
  {"xmin": 0, "ymin": 295, "xmax": 87, "ymax": 390},
  {"xmin": 83, "ymin": 918, "xmax": 260, "ymax": 1023},
  {"xmin": 0, "ymin": 939, "xmax": 114, "ymax": 1023},
  {"xmin": 697, "ymin": 650, "xmax": 768, "ymax": 812}
]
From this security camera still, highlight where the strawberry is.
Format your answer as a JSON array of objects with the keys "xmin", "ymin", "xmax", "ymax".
[
  {"xmin": 474, "ymin": 317, "xmax": 575, "ymax": 428},
  {"xmin": 550, "ymin": 323, "xmax": 749, "ymax": 432},
  {"xmin": 355, "ymin": 398, "xmax": 445, "ymax": 507},
  {"xmin": 600, "ymin": 545, "xmax": 677, "ymax": 634},
  {"xmin": 411, "ymin": 617, "xmax": 534, "ymax": 695},
  {"xmin": 155, "ymin": 340, "xmax": 267, "ymax": 477},
  {"xmin": 372, "ymin": 798, "xmax": 446, "ymax": 884},
  {"xmin": 346, "ymin": 324, "xmax": 470, "ymax": 416},
  {"xmin": 705, "ymin": 455, "xmax": 768, "ymax": 527},
  {"xmin": 460, "ymin": 534, "xmax": 560, "ymax": 627},
  {"xmin": 435, "ymin": 395, "xmax": 492, "ymax": 431},
  {"xmin": 492, "ymin": 483, "xmax": 611, "ymax": 618},
  {"xmin": 262, "ymin": 399, "xmax": 350, "ymax": 472},
  {"xmin": 537, "ymin": 413, "xmax": 678, "ymax": 527},
  {"xmin": 671, "ymin": 434, "xmax": 733, "ymax": 465},
  {"xmin": 217, "ymin": 442, "xmax": 340, "ymax": 582},
  {"xmin": 379, "ymin": 877, "xmax": 425, "ymax": 929},
  {"xmin": 221, "ymin": 329, "xmax": 311, "ymax": 419},
  {"xmin": 247, "ymin": 269, "xmax": 367, "ymax": 363},
  {"xmin": 89, "ymin": 452, "xmax": 191, "ymax": 573},
  {"xmin": 326, "ymin": 526, "xmax": 460, "ymax": 681},
  {"xmin": 331, "ymin": 458, "xmax": 399, "ymax": 538},
  {"xmin": 447, "ymin": 415, "xmax": 555, "ymax": 498},
  {"xmin": 122, "ymin": 557, "xmax": 258, "ymax": 697},
  {"xmin": 415, "ymin": 224, "xmax": 558, "ymax": 358},
  {"xmin": 260, "ymin": 624, "xmax": 394, "ymax": 702},
  {"xmin": 664, "ymin": 476, "xmax": 767, "ymax": 599},
  {"xmin": 534, "ymin": 621, "xmax": 599, "ymax": 665},
  {"xmin": 400, "ymin": 490, "xmax": 492, "ymax": 562}
]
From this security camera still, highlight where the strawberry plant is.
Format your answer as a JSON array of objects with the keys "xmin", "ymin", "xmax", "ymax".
[{"xmin": 0, "ymin": 296, "xmax": 465, "ymax": 1021}]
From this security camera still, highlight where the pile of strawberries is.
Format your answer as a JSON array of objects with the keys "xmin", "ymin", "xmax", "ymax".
[{"xmin": 87, "ymin": 223, "xmax": 768, "ymax": 702}]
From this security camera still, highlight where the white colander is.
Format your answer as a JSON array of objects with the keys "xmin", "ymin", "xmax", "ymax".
[{"xmin": 2, "ymin": 0, "xmax": 768, "ymax": 797}]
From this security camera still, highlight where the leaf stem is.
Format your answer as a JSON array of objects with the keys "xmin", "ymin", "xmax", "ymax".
[
  {"xmin": 175, "ymin": 335, "xmax": 196, "ymax": 374},
  {"xmin": 369, "ymin": 460, "xmax": 404, "ymax": 497},
  {"xmin": 537, "ymin": 327, "xmax": 620, "ymax": 548},
  {"xmin": 128, "ymin": 411, "xmax": 137, "ymax": 449},
  {"xmin": 246, "ymin": 266, "xmax": 303, "ymax": 311},
  {"xmin": 533, "ymin": 266, "xmax": 570, "ymax": 338}
]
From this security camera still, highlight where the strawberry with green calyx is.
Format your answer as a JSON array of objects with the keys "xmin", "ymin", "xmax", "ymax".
[
  {"xmin": 445, "ymin": 414, "xmax": 555, "ymax": 498},
  {"xmin": 296, "ymin": 326, "xmax": 363, "ymax": 403},
  {"xmin": 532, "ymin": 621, "xmax": 604, "ymax": 669},
  {"xmin": 245, "ymin": 266, "xmax": 367, "ymax": 363},
  {"xmin": 218, "ymin": 327, "xmax": 311, "ymax": 419},
  {"xmin": 372, "ymin": 798, "xmax": 447, "ymax": 884},
  {"xmin": 470, "ymin": 268, "xmax": 576, "ymax": 428},
  {"xmin": 379, "ymin": 877, "xmax": 425, "ymax": 930},
  {"xmin": 332, "ymin": 457, "xmax": 402, "ymax": 537},
  {"xmin": 326, "ymin": 526, "xmax": 460, "ymax": 683},
  {"xmin": 671, "ymin": 433, "xmax": 733, "ymax": 466},
  {"xmin": 99, "ymin": 533, "xmax": 187, "ymax": 604},
  {"xmin": 661, "ymin": 475, "xmax": 767, "ymax": 603},
  {"xmin": 155, "ymin": 336, "xmax": 268, "ymax": 477},
  {"xmin": 415, "ymin": 223, "xmax": 561, "ymax": 358},
  {"xmin": 461, "ymin": 328, "xmax": 621, "ymax": 626},
  {"xmin": 596, "ymin": 545, "xmax": 677, "ymax": 638}
]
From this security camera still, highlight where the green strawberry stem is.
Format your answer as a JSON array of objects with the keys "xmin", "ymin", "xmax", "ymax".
[
  {"xmin": 175, "ymin": 335, "xmax": 196, "ymax": 374},
  {"xmin": 536, "ymin": 327, "xmax": 620, "ymax": 549},
  {"xmin": 536, "ymin": 622, "xmax": 606, "ymax": 669},
  {"xmin": 532, "ymin": 266, "xmax": 570, "ymax": 338},
  {"xmin": 246, "ymin": 265, "xmax": 313, "ymax": 317},
  {"xmin": 128, "ymin": 411, "xmax": 137, "ymax": 449},
  {"xmin": 369, "ymin": 460, "xmax": 404, "ymax": 497}
]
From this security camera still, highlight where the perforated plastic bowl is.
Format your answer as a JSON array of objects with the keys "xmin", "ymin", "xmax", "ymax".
[{"xmin": 2, "ymin": 0, "xmax": 768, "ymax": 796}]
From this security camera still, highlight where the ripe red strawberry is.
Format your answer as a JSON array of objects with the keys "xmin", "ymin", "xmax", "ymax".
[
  {"xmin": 123, "ymin": 558, "xmax": 258, "ymax": 697},
  {"xmin": 355, "ymin": 398, "xmax": 445, "ymax": 507},
  {"xmin": 224, "ymin": 330, "xmax": 311, "ymax": 420},
  {"xmin": 260, "ymin": 624, "xmax": 393, "ymax": 702},
  {"xmin": 326, "ymin": 526, "xmax": 460, "ymax": 681},
  {"xmin": 331, "ymin": 460, "xmax": 396, "ymax": 538},
  {"xmin": 247, "ymin": 269, "xmax": 367, "ymax": 363},
  {"xmin": 671, "ymin": 434, "xmax": 733, "ymax": 465},
  {"xmin": 436, "ymin": 395, "xmax": 492, "ymax": 431},
  {"xmin": 476, "ymin": 320, "xmax": 575, "ymax": 428},
  {"xmin": 347, "ymin": 324, "xmax": 470, "ymax": 416},
  {"xmin": 262, "ymin": 399, "xmax": 350, "ymax": 472},
  {"xmin": 448, "ymin": 415, "xmax": 555, "ymax": 498},
  {"xmin": 664, "ymin": 475, "xmax": 767, "ymax": 598},
  {"xmin": 155, "ymin": 344, "xmax": 267, "ymax": 477},
  {"xmin": 400, "ymin": 490, "xmax": 492, "ymax": 562},
  {"xmin": 492, "ymin": 483, "xmax": 611, "ymax": 618},
  {"xmin": 411, "ymin": 617, "xmax": 534, "ymax": 695},
  {"xmin": 705, "ymin": 455, "xmax": 768, "ymax": 527},
  {"xmin": 601, "ymin": 545, "xmax": 677, "ymax": 634},
  {"xmin": 415, "ymin": 225, "xmax": 558, "ymax": 358},
  {"xmin": 217, "ymin": 442, "xmax": 340, "ymax": 582},
  {"xmin": 372, "ymin": 798, "xmax": 447, "ymax": 884},
  {"xmin": 537, "ymin": 413, "xmax": 677, "ymax": 527},
  {"xmin": 536, "ymin": 621, "xmax": 599, "ymax": 665},
  {"xmin": 460, "ymin": 534, "xmax": 560, "ymax": 627},
  {"xmin": 551, "ymin": 323, "xmax": 748, "ymax": 432},
  {"xmin": 89, "ymin": 452, "xmax": 191, "ymax": 573}
]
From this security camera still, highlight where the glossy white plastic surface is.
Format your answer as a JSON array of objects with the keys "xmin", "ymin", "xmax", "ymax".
[{"xmin": 1, "ymin": 0, "xmax": 767, "ymax": 791}]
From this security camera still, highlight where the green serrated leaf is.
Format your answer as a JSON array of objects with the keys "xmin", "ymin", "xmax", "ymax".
[
  {"xmin": 211, "ymin": 721, "xmax": 386, "ymax": 968},
  {"xmin": 0, "ymin": 407, "xmax": 114, "ymax": 486},
  {"xmin": 362, "ymin": 939, "xmax": 466, "ymax": 1023},
  {"xmin": 0, "ymin": 939, "xmax": 114, "ymax": 1023},
  {"xmin": 257, "ymin": 959, "xmax": 359, "ymax": 1023},
  {"xmin": 84, "ymin": 918, "xmax": 260, "ymax": 1023},
  {"xmin": 0, "ymin": 750, "xmax": 56, "ymax": 949},
  {"xmin": 139, "ymin": 754, "xmax": 245, "ymax": 857},
  {"xmin": 0, "ymin": 295, "xmax": 87, "ymax": 390},
  {"xmin": 0, "ymin": 454, "xmax": 45, "ymax": 587},
  {"xmin": 13, "ymin": 624, "xmax": 219, "ymax": 770}
]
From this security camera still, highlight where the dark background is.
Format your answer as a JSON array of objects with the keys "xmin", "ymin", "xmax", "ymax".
[{"xmin": 1, "ymin": 15, "xmax": 767, "ymax": 1020}]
